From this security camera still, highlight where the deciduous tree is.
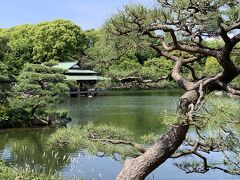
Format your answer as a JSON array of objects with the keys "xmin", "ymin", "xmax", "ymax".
[{"xmin": 0, "ymin": 20, "xmax": 87, "ymax": 73}]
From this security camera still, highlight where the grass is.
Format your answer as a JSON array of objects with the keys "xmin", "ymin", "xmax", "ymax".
[{"xmin": 0, "ymin": 161, "xmax": 61, "ymax": 180}]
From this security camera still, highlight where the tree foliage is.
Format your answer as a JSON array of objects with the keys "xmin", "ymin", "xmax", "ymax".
[
  {"xmin": 141, "ymin": 57, "xmax": 173, "ymax": 79},
  {"xmin": 48, "ymin": 123, "xmax": 142, "ymax": 159},
  {"xmin": 8, "ymin": 62, "xmax": 70, "ymax": 126},
  {"xmin": 85, "ymin": 29, "xmax": 157, "ymax": 77},
  {"xmin": 32, "ymin": 20, "xmax": 87, "ymax": 63},
  {"xmin": 204, "ymin": 57, "xmax": 222, "ymax": 75},
  {"xmin": 106, "ymin": 1, "xmax": 240, "ymax": 88},
  {"xmin": 0, "ymin": 36, "xmax": 13, "ymax": 103},
  {"xmin": 0, "ymin": 20, "xmax": 87, "ymax": 73},
  {"xmin": 0, "ymin": 161, "xmax": 60, "ymax": 180},
  {"xmin": 0, "ymin": 20, "xmax": 85, "ymax": 126}
]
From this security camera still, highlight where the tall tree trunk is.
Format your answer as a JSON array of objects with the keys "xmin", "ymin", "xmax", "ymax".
[{"xmin": 116, "ymin": 90, "xmax": 199, "ymax": 180}]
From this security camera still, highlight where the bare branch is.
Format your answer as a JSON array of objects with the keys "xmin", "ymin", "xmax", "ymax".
[
  {"xmin": 217, "ymin": 81, "xmax": 240, "ymax": 96},
  {"xmin": 231, "ymin": 33, "xmax": 240, "ymax": 47},
  {"xmin": 171, "ymin": 60, "xmax": 199, "ymax": 90},
  {"xmin": 92, "ymin": 139, "xmax": 146, "ymax": 154},
  {"xmin": 178, "ymin": 44, "xmax": 218, "ymax": 57},
  {"xmin": 183, "ymin": 54, "xmax": 206, "ymax": 64},
  {"xmin": 194, "ymin": 83, "xmax": 204, "ymax": 111},
  {"xmin": 171, "ymin": 141, "xmax": 200, "ymax": 158},
  {"xmin": 224, "ymin": 21, "xmax": 240, "ymax": 32},
  {"xmin": 115, "ymin": 75, "xmax": 169, "ymax": 84},
  {"xmin": 209, "ymin": 166, "xmax": 240, "ymax": 175},
  {"xmin": 220, "ymin": 25, "xmax": 231, "ymax": 44},
  {"xmin": 150, "ymin": 44, "xmax": 181, "ymax": 61},
  {"xmin": 202, "ymin": 72, "xmax": 224, "ymax": 87}
]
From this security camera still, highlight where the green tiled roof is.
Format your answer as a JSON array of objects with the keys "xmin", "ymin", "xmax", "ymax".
[
  {"xmin": 65, "ymin": 75, "xmax": 106, "ymax": 81},
  {"xmin": 67, "ymin": 69, "xmax": 96, "ymax": 74},
  {"xmin": 54, "ymin": 62, "xmax": 106, "ymax": 81},
  {"xmin": 53, "ymin": 62, "xmax": 78, "ymax": 70}
]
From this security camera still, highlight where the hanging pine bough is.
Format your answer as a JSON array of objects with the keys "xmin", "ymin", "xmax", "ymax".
[
  {"xmin": 100, "ymin": 0, "xmax": 240, "ymax": 179},
  {"xmin": 49, "ymin": 97, "xmax": 240, "ymax": 176},
  {"xmin": 48, "ymin": 123, "xmax": 153, "ymax": 160}
]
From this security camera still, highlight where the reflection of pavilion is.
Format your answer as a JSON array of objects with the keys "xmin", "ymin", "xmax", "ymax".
[{"xmin": 54, "ymin": 62, "xmax": 106, "ymax": 96}]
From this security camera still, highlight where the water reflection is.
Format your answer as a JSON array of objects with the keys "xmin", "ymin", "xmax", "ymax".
[
  {"xmin": 64, "ymin": 90, "xmax": 182, "ymax": 136},
  {"xmin": 0, "ymin": 128, "xmax": 70, "ymax": 174},
  {"xmin": 0, "ymin": 90, "xmax": 182, "ymax": 178},
  {"xmin": 0, "ymin": 90, "xmax": 239, "ymax": 179}
]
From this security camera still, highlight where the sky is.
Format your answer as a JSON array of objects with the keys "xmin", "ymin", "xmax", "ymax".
[{"xmin": 0, "ymin": 0, "xmax": 155, "ymax": 30}]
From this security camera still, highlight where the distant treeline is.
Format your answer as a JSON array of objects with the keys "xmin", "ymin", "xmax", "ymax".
[{"xmin": 0, "ymin": 19, "xmax": 239, "ymax": 127}]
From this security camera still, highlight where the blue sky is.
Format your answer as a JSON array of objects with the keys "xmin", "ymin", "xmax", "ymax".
[{"xmin": 0, "ymin": 0, "xmax": 155, "ymax": 30}]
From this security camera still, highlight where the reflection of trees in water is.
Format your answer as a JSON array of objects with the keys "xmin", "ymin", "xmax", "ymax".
[
  {"xmin": 172, "ymin": 126, "xmax": 240, "ymax": 175},
  {"xmin": 1, "ymin": 97, "xmax": 240, "ymax": 177},
  {"xmin": 0, "ymin": 128, "xmax": 71, "ymax": 175}
]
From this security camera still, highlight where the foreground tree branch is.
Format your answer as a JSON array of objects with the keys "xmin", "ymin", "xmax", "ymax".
[
  {"xmin": 116, "ymin": 123, "xmax": 190, "ymax": 180},
  {"xmin": 105, "ymin": 1, "xmax": 240, "ymax": 179},
  {"xmin": 92, "ymin": 139, "xmax": 146, "ymax": 154},
  {"xmin": 217, "ymin": 81, "xmax": 240, "ymax": 96},
  {"xmin": 114, "ymin": 75, "xmax": 169, "ymax": 84},
  {"xmin": 48, "ymin": 97, "xmax": 240, "ymax": 178},
  {"xmin": 173, "ymin": 129, "xmax": 240, "ymax": 175}
]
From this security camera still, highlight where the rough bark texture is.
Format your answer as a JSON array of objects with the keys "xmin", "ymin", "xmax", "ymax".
[
  {"xmin": 116, "ymin": 91, "xmax": 199, "ymax": 180},
  {"xmin": 116, "ymin": 124, "xmax": 189, "ymax": 180}
]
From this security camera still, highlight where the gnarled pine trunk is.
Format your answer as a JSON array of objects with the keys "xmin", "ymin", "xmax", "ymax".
[{"xmin": 116, "ymin": 90, "xmax": 199, "ymax": 179}]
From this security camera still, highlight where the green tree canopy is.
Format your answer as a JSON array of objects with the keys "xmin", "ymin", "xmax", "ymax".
[
  {"xmin": 8, "ymin": 62, "xmax": 70, "ymax": 126},
  {"xmin": 86, "ymin": 28, "xmax": 156, "ymax": 74},
  {"xmin": 0, "ymin": 20, "xmax": 87, "ymax": 73},
  {"xmin": 32, "ymin": 20, "xmax": 87, "ymax": 63},
  {"xmin": 0, "ymin": 36, "xmax": 12, "ymax": 103},
  {"xmin": 141, "ymin": 57, "xmax": 173, "ymax": 79}
]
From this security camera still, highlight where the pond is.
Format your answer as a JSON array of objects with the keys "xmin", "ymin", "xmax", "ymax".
[{"xmin": 0, "ymin": 90, "xmax": 239, "ymax": 179}]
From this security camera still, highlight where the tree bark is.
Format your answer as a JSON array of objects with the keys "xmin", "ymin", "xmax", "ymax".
[
  {"xmin": 116, "ymin": 124, "xmax": 189, "ymax": 180},
  {"xmin": 108, "ymin": 4, "xmax": 240, "ymax": 179},
  {"xmin": 116, "ymin": 90, "xmax": 199, "ymax": 180}
]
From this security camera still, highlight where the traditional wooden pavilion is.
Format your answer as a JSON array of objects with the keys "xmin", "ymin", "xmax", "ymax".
[{"xmin": 54, "ymin": 62, "xmax": 105, "ymax": 96}]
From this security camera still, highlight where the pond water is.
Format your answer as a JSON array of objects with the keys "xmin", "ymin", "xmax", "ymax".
[{"xmin": 0, "ymin": 90, "xmax": 239, "ymax": 179}]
